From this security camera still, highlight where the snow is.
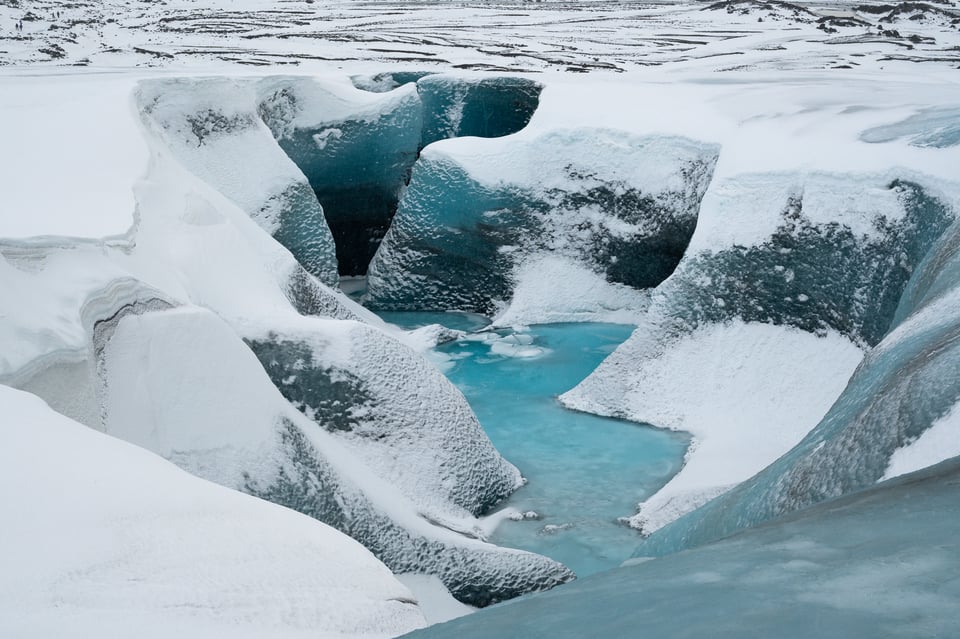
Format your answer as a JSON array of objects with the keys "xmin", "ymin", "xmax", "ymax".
[
  {"xmin": 563, "ymin": 320, "xmax": 863, "ymax": 533},
  {"xmin": 395, "ymin": 575, "xmax": 475, "ymax": 626},
  {"xmin": 492, "ymin": 255, "xmax": 650, "ymax": 328},
  {"xmin": 0, "ymin": 385, "xmax": 425, "ymax": 639},
  {"xmin": 0, "ymin": 74, "xmax": 147, "ymax": 242},
  {"xmin": 883, "ymin": 402, "xmax": 960, "ymax": 481}
]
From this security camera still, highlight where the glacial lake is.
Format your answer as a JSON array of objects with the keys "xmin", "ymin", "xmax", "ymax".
[{"xmin": 378, "ymin": 312, "xmax": 690, "ymax": 577}]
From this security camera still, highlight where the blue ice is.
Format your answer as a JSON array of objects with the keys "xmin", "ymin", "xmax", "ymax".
[{"xmin": 404, "ymin": 457, "xmax": 960, "ymax": 638}]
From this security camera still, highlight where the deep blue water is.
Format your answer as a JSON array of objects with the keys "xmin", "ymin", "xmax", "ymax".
[{"xmin": 378, "ymin": 312, "xmax": 689, "ymax": 577}]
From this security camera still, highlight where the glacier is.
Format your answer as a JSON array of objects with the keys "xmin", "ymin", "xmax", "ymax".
[
  {"xmin": 4, "ymin": 0, "xmax": 960, "ymax": 635},
  {"xmin": 367, "ymin": 130, "xmax": 717, "ymax": 314},
  {"xmin": 0, "ymin": 74, "xmax": 572, "ymax": 610}
]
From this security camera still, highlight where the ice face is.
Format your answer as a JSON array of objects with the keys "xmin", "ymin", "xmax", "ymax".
[
  {"xmin": 246, "ymin": 321, "xmax": 524, "ymax": 518},
  {"xmin": 263, "ymin": 74, "xmax": 540, "ymax": 276},
  {"xmin": 136, "ymin": 78, "xmax": 340, "ymax": 288},
  {"xmin": 402, "ymin": 458, "xmax": 960, "ymax": 639},
  {"xmin": 563, "ymin": 173, "xmax": 953, "ymax": 534},
  {"xmin": 366, "ymin": 132, "xmax": 718, "ymax": 313},
  {"xmin": 416, "ymin": 75, "xmax": 542, "ymax": 147},
  {"xmin": 661, "ymin": 178, "xmax": 955, "ymax": 347},
  {"xmin": 97, "ymin": 306, "xmax": 573, "ymax": 607},
  {"xmin": 632, "ymin": 194, "xmax": 960, "ymax": 558},
  {"xmin": 259, "ymin": 78, "xmax": 424, "ymax": 276}
]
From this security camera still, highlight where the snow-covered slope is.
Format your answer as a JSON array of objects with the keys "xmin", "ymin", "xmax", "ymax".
[
  {"xmin": 2, "ymin": 0, "xmax": 958, "ymax": 74},
  {"xmin": 635, "ymin": 198, "xmax": 960, "ymax": 557},
  {"xmin": 0, "ymin": 385, "xmax": 426, "ymax": 639}
]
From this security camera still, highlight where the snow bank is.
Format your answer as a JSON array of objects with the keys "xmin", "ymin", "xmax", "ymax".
[
  {"xmin": 0, "ymin": 385, "xmax": 425, "ymax": 639},
  {"xmin": 564, "ymin": 320, "xmax": 862, "ymax": 533},
  {"xmin": 0, "ymin": 75, "xmax": 146, "ymax": 243}
]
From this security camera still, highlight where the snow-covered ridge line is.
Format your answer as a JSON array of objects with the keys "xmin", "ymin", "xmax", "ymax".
[{"xmin": 1, "ymin": 0, "xmax": 958, "ymax": 74}]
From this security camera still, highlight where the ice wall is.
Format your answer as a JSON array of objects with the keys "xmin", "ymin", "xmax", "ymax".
[
  {"xmin": 564, "ymin": 173, "xmax": 956, "ymax": 533},
  {"xmin": 137, "ymin": 78, "xmax": 340, "ymax": 288},
  {"xmin": 366, "ymin": 132, "xmax": 718, "ymax": 315},
  {"xmin": 416, "ymin": 75, "xmax": 542, "ymax": 147},
  {"xmin": 634, "ymin": 196, "xmax": 960, "ymax": 556},
  {"xmin": 260, "ymin": 77, "xmax": 424, "ymax": 276},
  {"xmin": 258, "ymin": 74, "xmax": 541, "ymax": 276}
]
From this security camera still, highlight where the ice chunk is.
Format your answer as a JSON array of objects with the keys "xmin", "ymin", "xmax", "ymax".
[
  {"xmin": 402, "ymin": 458, "xmax": 960, "ymax": 639},
  {"xmin": 0, "ymin": 385, "xmax": 425, "ymax": 638},
  {"xmin": 635, "ymin": 208, "xmax": 960, "ymax": 556},
  {"xmin": 97, "ymin": 306, "xmax": 572, "ymax": 606},
  {"xmin": 366, "ymin": 131, "xmax": 717, "ymax": 315}
]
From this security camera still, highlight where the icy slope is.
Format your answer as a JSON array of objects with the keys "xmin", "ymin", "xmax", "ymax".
[
  {"xmin": 0, "ymin": 385, "xmax": 425, "ymax": 639},
  {"xmin": 637, "ymin": 200, "xmax": 960, "ymax": 557},
  {"xmin": 403, "ymin": 457, "xmax": 960, "ymax": 639}
]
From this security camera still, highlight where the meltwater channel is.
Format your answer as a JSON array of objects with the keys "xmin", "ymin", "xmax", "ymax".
[{"xmin": 379, "ymin": 312, "xmax": 690, "ymax": 577}]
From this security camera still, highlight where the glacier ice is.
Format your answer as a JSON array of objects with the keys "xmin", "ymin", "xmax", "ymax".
[
  {"xmin": 416, "ymin": 75, "xmax": 542, "ymax": 147},
  {"xmin": 402, "ymin": 458, "xmax": 960, "ymax": 639},
  {"xmin": 259, "ymin": 77, "xmax": 423, "ymax": 275},
  {"xmin": 0, "ymin": 385, "xmax": 426, "ymax": 638},
  {"xmin": 137, "ymin": 78, "xmax": 340, "ymax": 288},
  {"xmin": 633, "ymin": 187, "xmax": 960, "ymax": 557},
  {"xmin": 366, "ymin": 131, "xmax": 718, "ymax": 314},
  {"xmin": 564, "ymin": 172, "xmax": 957, "ymax": 533},
  {"xmin": 97, "ymin": 306, "xmax": 572, "ymax": 606},
  {"xmin": 0, "ymin": 95, "xmax": 572, "ymax": 609},
  {"xmin": 245, "ymin": 320, "xmax": 524, "ymax": 517}
]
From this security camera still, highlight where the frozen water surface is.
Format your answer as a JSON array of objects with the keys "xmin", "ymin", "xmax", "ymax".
[{"xmin": 382, "ymin": 313, "xmax": 689, "ymax": 577}]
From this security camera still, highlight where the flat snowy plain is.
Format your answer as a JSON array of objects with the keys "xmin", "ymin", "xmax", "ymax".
[{"xmin": 2, "ymin": 0, "xmax": 960, "ymax": 637}]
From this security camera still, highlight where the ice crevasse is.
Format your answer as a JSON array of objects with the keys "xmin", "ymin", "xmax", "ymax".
[{"xmin": 0, "ymin": 72, "xmax": 574, "ymax": 621}]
